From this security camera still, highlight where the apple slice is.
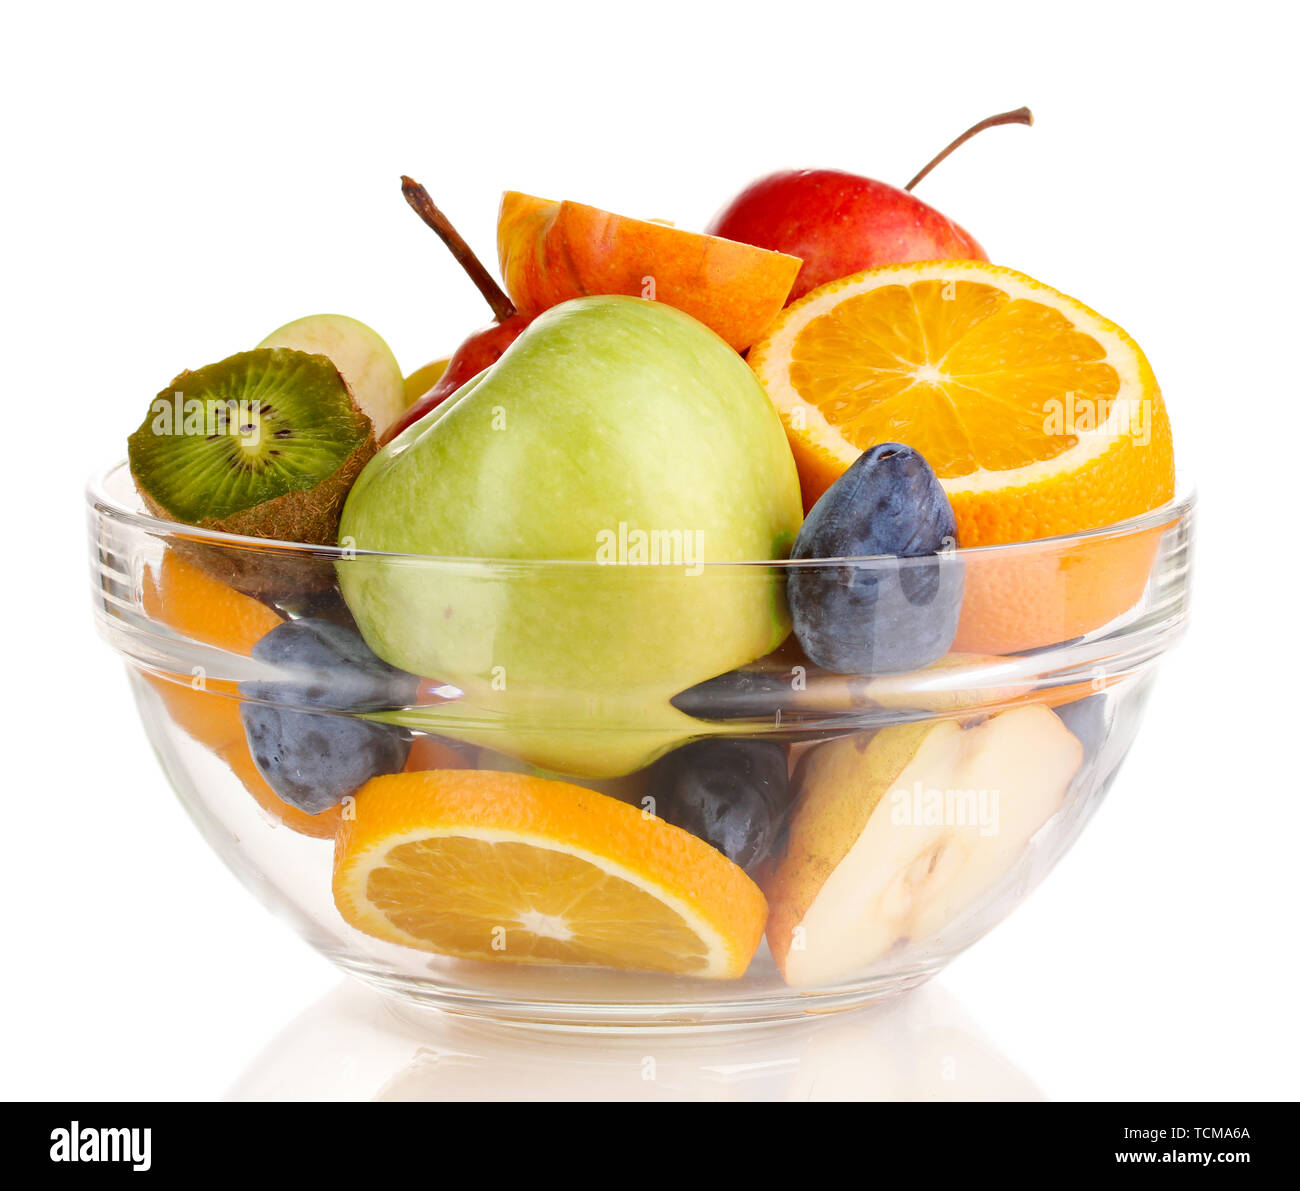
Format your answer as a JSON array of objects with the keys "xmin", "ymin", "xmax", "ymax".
[
  {"xmin": 764, "ymin": 705, "xmax": 1082, "ymax": 988},
  {"xmin": 497, "ymin": 191, "xmax": 802, "ymax": 352},
  {"xmin": 258, "ymin": 313, "xmax": 406, "ymax": 436}
]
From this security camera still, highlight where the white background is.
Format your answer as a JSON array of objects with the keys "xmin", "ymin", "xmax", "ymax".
[{"xmin": 3, "ymin": 0, "xmax": 1296, "ymax": 1100}]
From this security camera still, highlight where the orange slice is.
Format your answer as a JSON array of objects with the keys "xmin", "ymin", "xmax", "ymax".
[
  {"xmin": 143, "ymin": 550, "xmax": 283, "ymax": 658},
  {"xmin": 140, "ymin": 551, "xmax": 279, "ymax": 756},
  {"xmin": 141, "ymin": 551, "xmax": 340, "ymax": 838},
  {"xmin": 219, "ymin": 739, "xmax": 342, "ymax": 839},
  {"xmin": 748, "ymin": 261, "xmax": 1175, "ymax": 652},
  {"xmin": 749, "ymin": 260, "xmax": 1173, "ymax": 536},
  {"xmin": 333, "ymin": 770, "xmax": 768, "ymax": 978}
]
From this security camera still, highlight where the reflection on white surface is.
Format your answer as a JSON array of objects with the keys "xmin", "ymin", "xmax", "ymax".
[{"xmin": 228, "ymin": 980, "xmax": 1040, "ymax": 1101}]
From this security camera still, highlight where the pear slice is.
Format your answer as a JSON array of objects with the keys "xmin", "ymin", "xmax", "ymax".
[
  {"xmin": 259, "ymin": 314, "xmax": 405, "ymax": 435},
  {"xmin": 764, "ymin": 705, "xmax": 1082, "ymax": 988}
]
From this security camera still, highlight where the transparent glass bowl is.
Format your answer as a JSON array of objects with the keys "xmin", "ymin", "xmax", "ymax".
[{"xmin": 88, "ymin": 461, "xmax": 1194, "ymax": 1027}]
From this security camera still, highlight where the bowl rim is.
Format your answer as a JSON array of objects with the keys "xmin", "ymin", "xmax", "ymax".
[{"xmin": 87, "ymin": 459, "xmax": 1196, "ymax": 569}]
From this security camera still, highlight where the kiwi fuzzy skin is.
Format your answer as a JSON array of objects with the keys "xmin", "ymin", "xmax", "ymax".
[{"xmin": 136, "ymin": 432, "xmax": 376, "ymax": 599}]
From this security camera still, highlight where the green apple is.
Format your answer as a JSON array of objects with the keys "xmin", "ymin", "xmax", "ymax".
[
  {"xmin": 339, "ymin": 295, "xmax": 803, "ymax": 776},
  {"xmin": 259, "ymin": 314, "xmax": 405, "ymax": 435}
]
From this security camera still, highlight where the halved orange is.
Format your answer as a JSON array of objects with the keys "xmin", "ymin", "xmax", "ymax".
[
  {"xmin": 749, "ymin": 261, "xmax": 1175, "ymax": 652},
  {"xmin": 333, "ymin": 770, "xmax": 768, "ymax": 978}
]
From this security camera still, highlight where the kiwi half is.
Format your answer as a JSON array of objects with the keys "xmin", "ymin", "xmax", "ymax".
[{"xmin": 128, "ymin": 348, "xmax": 376, "ymax": 595}]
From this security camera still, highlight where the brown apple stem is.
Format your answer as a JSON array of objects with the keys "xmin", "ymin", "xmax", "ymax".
[
  {"xmin": 400, "ymin": 175, "xmax": 517, "ymax": 322},
  {"xmin": 904, "ymin": 106, "xmax": 1034, "ymax": 192}
]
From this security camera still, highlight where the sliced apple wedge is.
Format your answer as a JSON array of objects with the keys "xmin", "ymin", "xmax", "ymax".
[
  {"xmin": 764, "ymin": 705, "xmax": 1082, "ymax": 988},
  {"xmin": 497, "ymin": 191, "xmax": 802, "ymax": 351},
  {"xmin": 259, "ymin": 313, "xmax": 406, "ymax": 436}
]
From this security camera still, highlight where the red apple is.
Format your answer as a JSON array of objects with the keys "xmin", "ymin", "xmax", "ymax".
[
  {"xmin": 707, "ymin": 107, "xmax": 1031, "ymax": 304},
  {"xmin": 386, "ymin": 313, "xmax": 528, "ymax": 443},
  {"xmin": 384, "ymin": 177, "xmax": 530, "ymax": 445}
]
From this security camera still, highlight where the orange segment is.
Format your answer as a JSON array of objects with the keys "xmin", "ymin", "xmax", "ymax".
[
  {"xmin": 141, "ymin": 551, "xmax": 339, "ymax": 837},
  {"xmin": 220, "ymin": 737, "xmax": 342, "ymax": 839},
  {"xmin": 749, "ymin": 261, "xmax": 1175, "ymax": 653},
  {"xmin": 333, "ymin": 770, "xmax": 768, "ymax": 978},
  {"xmin": 143, "ymin": 549, "xmax": 284, "ymax": 653},
  {"xmin": 140, "ymin": 551, "xmax": 280, "ymax": 756}
]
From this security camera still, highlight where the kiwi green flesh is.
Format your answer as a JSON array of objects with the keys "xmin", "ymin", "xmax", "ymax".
[{"xmin": 128, "ymin": 348, "xmax": 374, "ymax": 532}]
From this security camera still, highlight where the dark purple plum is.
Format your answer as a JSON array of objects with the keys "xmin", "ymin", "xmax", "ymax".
[
  {"xmin": 787, "ymin": 443, "xmax": 962, "ymax": 675},
  {"xmin": 238, "ymin": 618, "xmax": 417, "ymax": 814},
  {"xmin": 240, "ymin": 705, "xmax": 410, "ymax": 814},
  {"xmin": 243, "ymin": 617, "xmax": 418, "ymax": 712},
  {"xmin": 649, "ymin": 740, "xmax": 790, "ymax": 873},
  {"xmin": 671, "ymin": 668, "xmax": 804, "ymax": 720}
]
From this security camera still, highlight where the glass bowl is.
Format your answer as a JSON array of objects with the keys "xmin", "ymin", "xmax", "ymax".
[{"xmin": 87, "ymin": 461, "xmax": 1194, "ymax": 1027}]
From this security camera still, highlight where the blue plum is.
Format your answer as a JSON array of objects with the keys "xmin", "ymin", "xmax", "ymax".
[
  {"xmin": 1054, "ymin": 694, "xmax": 1108, "ymax": 761},
  {"xmin": 650, "ymin": 739, "xmax": 790, "ymax": 872},
  {"xmin": 787, "ymin": 443, "xmax": 962, "ymax": 675},
  {"xmin": 671, "ymin": 668, "xmax": 804, "ymax": 720},
  {"xmin": 239, "ymin": 618, "xmax": 417, "ymax": 814},
  {"xmin": 240, "ymin": 707, "xmax": 410, "ymax": 814},
  {"xmin": 244, "ymin": 617, "xmax": 419, "ymax": 712}
]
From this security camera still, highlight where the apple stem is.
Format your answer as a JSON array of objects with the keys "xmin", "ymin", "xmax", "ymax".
[
  {"xmin": 904, "ymin": 106, "xmax": 1034, "ymax": 192},
  {"xmin": 400, "ymin": 176, "xmax": 517, "ymax": 323}
]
